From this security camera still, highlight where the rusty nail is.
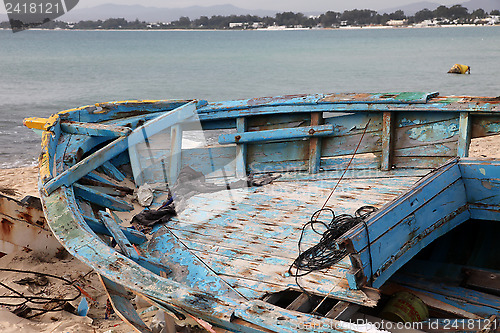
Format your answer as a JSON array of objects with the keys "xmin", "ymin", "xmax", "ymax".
[
  {"xmin": 308, "ymin": 129, "xmax": 315, "ymax": 135},
  {"xmin": 235, "ymin": 135, "xmax": 241, "ymax": 141}
]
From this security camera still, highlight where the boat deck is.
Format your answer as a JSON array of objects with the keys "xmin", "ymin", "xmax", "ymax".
[{"xmin": 143, "ymin": 171, "xmax": 425, "ymax": 306}]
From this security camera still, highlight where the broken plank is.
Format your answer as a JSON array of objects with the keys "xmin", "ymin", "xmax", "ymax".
[
  {"xmin": 99, "ymin": 274, "xmax": 152, "ymax": 333},
  {"xmin": 100, "ymin": 161, "xmax": 126, "ymax": 182},
  {"xmin": 73, "ymin": 183, "xmax": 133, "ymax": 212},
  {"xmin": 83, "ymin": 215, "xmax": 147, "ymax": 245},
  {"xmin": 99, "ymin": 210, "xmax": 139, "ymax": 259}
]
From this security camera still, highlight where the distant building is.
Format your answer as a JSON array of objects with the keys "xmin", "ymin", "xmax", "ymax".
[
  {"xmin": 229, "ymin": 22, "xmax": 244, "ymax": 28},
  {"xmin": 386, "ymin": 19, "xmax": 408, "ymax": 26}
]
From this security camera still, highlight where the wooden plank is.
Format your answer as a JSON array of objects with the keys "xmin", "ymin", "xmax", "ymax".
[
  {"xmin": 247, "ymin": 113, "xmax": 309, "ymax": 131},
  {"xmin": 169, "ymin": 124, "xmax": 182, "ymax": 184},
  {"xmin": 463, "ymin": 268, "xmax": 500, "ymax": 295},
  {"xmin": 73, "ymin": 183, "xmax": 133, "ymax": 212},
  {"xmin": 309, "ymin": 112, "xmax": 323, "ymax": 174},
  {"xmin": 462, "ymin": 178, "xmax": 500, "ymax": 206},
  {"xmin": 286, "ymin": 293, "xmax": 312, "ymax": 312},
  {"xmin": 458, "ymin": 112, "xmax": 472, "ymax": 157},
  {"xmin": 193, "ymin": 251, "xmax": 375, "ymax": 307},
  {"xmin": 321, "ymin": 154, "xmax": 380, "ymax": 171},
  {"xmin": 39, "ymin": 115, "xmax": 61, "ymax": 183},
  {"xmin": 325, "ymin": 302, "xmax": 360, "ymax": 320},
  {"xmin": 392, "ymin": 156, "xmax": 453, "ymax": 169},
  {"xmin": 99, "ymin": 210, "xmax": 139, "ymax": 259},
  {"xmin": 322, "ymin": 112, "xmax": 382, "ymax": 137},
  {"xmin": 99, "ymin": 275, "xmax": 153, "ymax": 333},
  {"xmin": 458, "ymin": 160, "xmax": 500, "ymax": 180},
  {"xmin": 62, "ymin": 100, "xmax": 190, "ymax": 123},
  {"xmin": 83, "ymin": 215, "xmax": 147, "ymax": 245},
  {"xmin": 395, "ymin": 112, "xmax": 457, "ymax": 128},
  {"xmin": 391, "ymin": 274, "xmax": 500, "ymax": 310},
  {"xmin": 321, "ymin": 132, "xmax": 382, "ymax": 158},
  {"xmin": 60, "ymin": 120, "xmax": 131, "ymax": 137},
  {"xmin": 235, "ymin": 117, "xmax": 247, "ymax": 178},
  {"xmin": 100, "ymin": 161, "xmax": 126, "ymax": 181},
  {"xmin": 247, "ymin": 140, "xmax": 309, "ymax": 164},
  {"xmin": 394, "ymin": 143, "xmax": 456, "ymax": 157},
  {"xmin": 146, "ymin": 228, "xmax": 246, "ymax": 300},
  {"xmin": 381, "ymin": 111, "xmax": 394, "ymax": 171},
  {"xmin": 219, "ymin": 125, "xmax": 334, "ymax": 145},
  {"xmin": 394, "ymin": 118, "xmax": 460, "ymax": 149}
]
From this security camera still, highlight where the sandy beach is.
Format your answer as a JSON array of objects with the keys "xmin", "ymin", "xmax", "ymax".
[{"xmin": 0, "ymin": 134, "xmax": 498, "ymax": 332}]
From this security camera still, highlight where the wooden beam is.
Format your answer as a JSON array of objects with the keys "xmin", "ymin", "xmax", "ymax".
[
  {"xmin": 99, "ymin": 210, "xmax": 139, "ymax": 259},
  {"xmin": 169, "ymin": 124, "xmax": 182, "ymax": 184},
  {"xmin": 73, "ymin": 183, "xmax": 133, "ymax": 212},
  {"xmin": 463, "ymin": 268, "xmax": 500, "ymax": 295},
  {"xmin": 100, "ymin": 161, "xmax": 126, "ymax": 182},
  {"xmin": 325, "ymin": 301, "xmax": 360, "ymax": 320},
  {"xmin": 83, "ymin": 215, "xmax": 147, "ymax": 245},
  {"xmin": 286, "ymin": 293, "xmax": 312, "ymax": 312},
  {"xmin": 235, "ymin": 117, "xmax": 247, "ymax": 178},
  {"xmin": 219, "ymin": 124, "xmax": 334, "ymax": 145},
  {"xmin": 99, "ymin": 275, "xmax": 153, "ymax": 333},
  {"xmin": 381, "ymin": 111, "xmax": 394, "ymax": 171},
  {"xmin": 458, "ymin": 111, "xmax": 472, "ymax": 158},
  {"xmin": 309, "ymin": 112, "xmax": 323, "ymax": 174},
  {"xmin": 60, "ymin": 121, "xmax": 131, "ymax": 137}
]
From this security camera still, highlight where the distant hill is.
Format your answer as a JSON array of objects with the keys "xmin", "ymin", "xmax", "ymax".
[
  {"xmin": 460, "ymin": 0, "xmax": 500, "ymax": 11},
  {"xmin": 60, "ymin": 4, "xmax": 277, "ymax": 23},
  {"xmin": 380, "ymin": 0, "xmax": 500, "ymax": 15},
  {"xmin": 379, "ymin": 2, "xmax": 441, "ymax": 15}
]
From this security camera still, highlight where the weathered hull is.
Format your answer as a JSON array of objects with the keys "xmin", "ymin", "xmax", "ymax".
[{"xmin": 26, "ymin": 92, "xmax": 500, "ymax": 332}]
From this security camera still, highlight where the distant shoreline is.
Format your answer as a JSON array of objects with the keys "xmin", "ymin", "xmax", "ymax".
[{"xmin": 0, "ymin": 24, "xmax": 498, "ymax": 32}]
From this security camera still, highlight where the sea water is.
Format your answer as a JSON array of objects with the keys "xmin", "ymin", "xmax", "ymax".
[{"xmin": 0, "ymin": 26, "xmax": 499, "ymax": 167}]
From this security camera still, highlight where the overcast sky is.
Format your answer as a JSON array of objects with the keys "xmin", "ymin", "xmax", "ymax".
[
  {"xmin": 1, "ymin": 0, "xmax": 463, "ymax": 14},
  {"xmin": 0, "ymin": 0, "xmax": 466, "ymax": 14},
  {"xmin": 76, "ymin": 0, "xmax": 461, "ymax": 11}
]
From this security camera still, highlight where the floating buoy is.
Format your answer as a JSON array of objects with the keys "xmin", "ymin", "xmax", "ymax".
[{"xmin": 448, "ymin": 63, "xmax": 470, "ymax": 74}]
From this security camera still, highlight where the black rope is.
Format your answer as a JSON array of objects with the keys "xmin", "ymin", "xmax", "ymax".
[
  {"xmin": 0, "ymin": 268, "xmax": 82, "ymax": 319},
  {"xmin": 289, "ymin": 206, "xmax": 377, "ymax": 295}
]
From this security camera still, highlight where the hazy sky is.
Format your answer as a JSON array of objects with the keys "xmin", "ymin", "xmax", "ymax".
[{"xmin": 1, "ymin": 0, "xmax": 463, "ymax": 14}]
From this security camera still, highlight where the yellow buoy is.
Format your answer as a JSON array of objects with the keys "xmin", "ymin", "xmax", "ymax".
[{"xmin": 448, "ymin": 64, "xmax": 470, "ymax": 74}]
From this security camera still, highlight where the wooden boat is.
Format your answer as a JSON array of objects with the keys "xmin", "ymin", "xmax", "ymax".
[{"xmin": 25, "ymin": 92, "xmax": 500, "ymax": 332}]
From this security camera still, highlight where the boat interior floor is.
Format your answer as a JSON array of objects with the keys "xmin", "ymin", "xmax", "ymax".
[{"xmin": 128, "ymin": 171, "xmax": 425, "ymax": 307}]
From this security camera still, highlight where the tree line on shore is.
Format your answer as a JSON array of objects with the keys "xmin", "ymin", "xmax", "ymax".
[{"xmin": 1, "ymin": 5, "xmax": 499, "ymax": 30}]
